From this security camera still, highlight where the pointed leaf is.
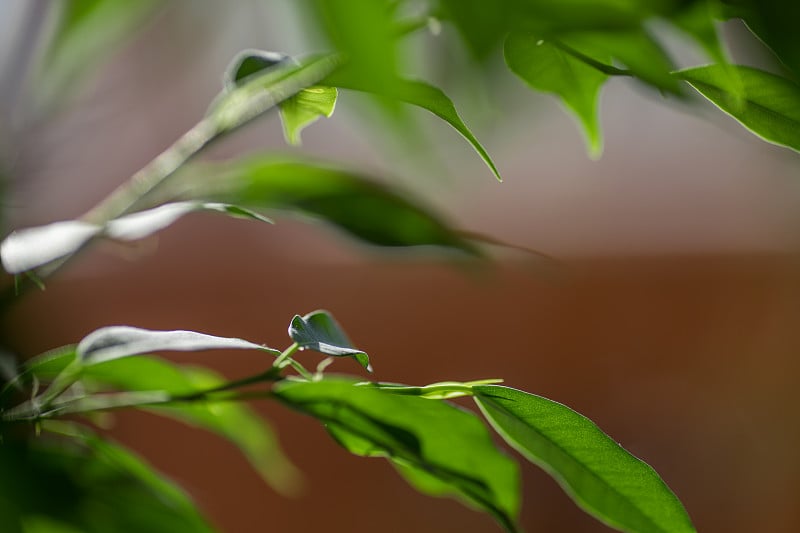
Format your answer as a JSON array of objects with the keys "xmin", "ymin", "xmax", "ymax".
[
  {"xmin": 76, "ymin": 326, "xmax": 278, "ymax": 365},
  {"xmin": 327, "ymin": 70, "xmax": 502, "ymax": 181},
  {"xmin": 198, "ymin": 156, "xmax": 479, "ymax": 254},
  {"xmin": 288, "ymin": 311, "xmax": 370, "ymax": 371},
  {"xmin": 505, "ymin": 32, "xmax": 607, "ymax": 157},
  {"xmin": 274, "ymin": 378, "xmax": 520, "ymax": 531},
  {"xmin": 474, "ymin": 385, "xmax": 695, "ymax": 533},
  {"xmin": 678, "ymin": 64, "xmax": 800, "ymax": 152}
]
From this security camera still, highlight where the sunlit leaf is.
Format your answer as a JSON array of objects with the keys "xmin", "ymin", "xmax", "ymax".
[
  {"xmin": 274, "ymin": 378, "xmax": 520, "ymax": 531},
  {"xmin": 678, "ymin": 64, "xmax": 800, "ymax": 152},
  {"xmin": 77, "ymin": 326, "xmax": 278, "ymax": 365},
  {"xmin": 288, "ymin": 310, "xmax": 370, "ymax": 371},
  {"xmin": 195, "ymin": 156, "xmax": 479, "ymax": 254},
  {"xmin": 474, "ymin": 385, "xmax": 695, "ymax": 533},
  {"xmin": 505, "ymin": 32, "xmax": 607, "ymax": 157},
  {"xmin": 0, "ymin": 202, "xmax": 270, "ymax": 274}
]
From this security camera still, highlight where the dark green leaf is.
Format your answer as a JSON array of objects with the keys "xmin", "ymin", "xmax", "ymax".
[
  {"xmin": 0, "ymin": 429, "xmax": 214, "ymax": 532},
  {"xmin": 196, "ymin": 156, "xmax": 479, "ymax": 254},
  {"xmin": 76, "ymin": 326, "xmax": 278, "ymax": 365},
  {"xmin": 274, "ymin": 378, "xmax": 520, "ymax": 531},
  {"xmin": 505, "ymin": 32, "xmax": 607, "ymax": 157},
  {"xmin": 474, "ymin": 385, "xmax": 695, "ymax": 533},
  {"xmin": 288, "ymin": 310, "xmax": 370, "ymax": 371},
  {"xmin": 678, "ymin": 64, "xmax": 800, "ymax": 152}
]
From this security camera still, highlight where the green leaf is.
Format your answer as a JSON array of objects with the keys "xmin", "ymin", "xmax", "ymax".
[
  {"xmin": 668, "ymin": 0, "xmax": 726, "ymax": 64},
  {"xmin": 210, "ymin": 53, "xmax": 343, "ymax": 133},
  {"xmin": 274, "ymin": 378, "xmax": 520, "ymax": 531},
  {"xmin": 279, "ymin": 86, "xmax": 338, "ymax": 145},
  {"xmin": 0, "ymin": 429, "xmax": 214, "ymax": 532},
  {"xmin": 505, "ymin": 32, "xmax": 607, "ymax": 157},
  {"xmin": 288, "ymin": 310, "xmax": 370, "ymax": 371},
  {"xmin": 195, "ymin": 156, "xmax": 479, "ymax": 254},
  {"xmin": 563, "ymin": 28, "xmax": 681, "ymax": 93},
  {"xmin": 678, "ymin": 64, "xmax": 800, "ymax": 152},
  {"xmin": 327, "ymin": 70, "xmax": 502, "ymax": 181},
  {"xmin": 76, "ymin": 326, "xmax": 278, "ymax": 365},
  {"xmin": 35, "ymin": 0, "xmax": 162, "ymax": 110},
  {"xmin": 474, "ymin": 385, "xmax": 695, "ymax": 533},
  {"xmin": 0, "ymin": 202, "xmax": 271, "ymax": 274}
]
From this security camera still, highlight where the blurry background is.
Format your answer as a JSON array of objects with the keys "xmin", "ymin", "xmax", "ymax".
[{"xmin": 3, "ymin": 0, "xmax": 800, "ymax": 531}]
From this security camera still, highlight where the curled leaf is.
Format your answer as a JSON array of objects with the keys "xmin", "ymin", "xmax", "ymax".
[{"xmin": 288, "ymin": 310, "xmax": 370, "ymax": 371}]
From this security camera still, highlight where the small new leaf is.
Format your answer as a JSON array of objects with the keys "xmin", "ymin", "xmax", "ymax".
[{"xmin": 288, "ymin": 310, "xmax": 370, "ymax": 371}]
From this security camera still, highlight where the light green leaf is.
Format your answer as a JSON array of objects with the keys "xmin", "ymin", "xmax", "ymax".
[
  {"xmin": 474, "ymin": 385, "xmax": 695, "ymax": 533},
  {"xmin": 274, "ymin": 378, "xmax": 520, "ymax": 532},
  {"xmin": 76, "ymin": 326, "xmax": 278, "ymax": 365},
  {"xmin": 194, "ymin": 156, "xmax": 480, "ymax": 254},
  {"xmin": 288, "ymin": 310, "xmax": 370, "ymax": 371},
  {"xmin": 505, "ymin": 32, "xmax": 607, "ymax": 157},
  {"xmin": 279, "ymin": 86, "xmax": 338, "ymax": 145},
  {"xmin": 678, "ymin": 64, "xmax": 800, "ymax": 152},
  {"xmin": 668, "ymin": 0, "xmax": 726, "ymax": 64}
]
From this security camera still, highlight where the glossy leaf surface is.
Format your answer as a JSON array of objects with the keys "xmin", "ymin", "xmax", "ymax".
[
  {"xmin": 474, "ymin": 385, "xmax": 695, "ymax": 533},
  {"xmin": 679, "ymin": 64, "xmax": 800, "ymax": 152},
  {"xmin": 77, "ymin": 326, "xmax": 277, "ymax": 365},
  {"xmin": 288, "ymin": 311, "xmax": 370, "ymax": 371},
  {"xmin": 274, "ymin": 379, "xmax": 520, "ymax": 531},
  {"xmin": 505, "ymin": 32, "xmax": 607, "ymax": 156}
]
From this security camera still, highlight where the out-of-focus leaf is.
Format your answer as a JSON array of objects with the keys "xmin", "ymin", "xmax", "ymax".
[
  {"xmin": 505, "ymin": 32, "xmax": 607, "ymax": 157},
  {"xmin": 363, "ymin": 378, "xmax": 504, "ymax": 400},
  {"xmin": 678, "ymin": 64, "xmax": 800, "ymax": 151},
  {"xmin": 1, "ymin": 221, "xmax": 99, "ymax": 274},
  {"xmin": 210, "ymin": 53, "xmax": 342, "ymax": 133},
  {"xmin": 198, "ymin": 156, "xmax": 480, "ymax": 254},
  {"xmin": 669, "ymin": 0, "xmax": 726, "ymax": 63},
  {"xmin": 288, "ymin": 310, "xmax": 370, "ymax": 371},
  {"xmin": 0, "ymin": 202, "xmax": 270, "ymax": 274},
  {"xmin": 474, "ymin": 385, "xmax": 696, "ymax": 533},
  {"xmin": 723, "ymin": 0, "xmax": 800, "ymax": 78},
  {"xmin": 563, "ymin": 28, "xmax": 681, "ymax": 93},
  {"xmin": 36, "ymin": 0, "xmax": 162, "ymax": 109},
  {"xmin": 76, "ymin": 326, "xmax": 278, "ymax": 365},
  {"xmin": 327, "ymin": 70, "xmax": 501, "ymax": 181},
  {"xmin": 0, "ymin": 432, "xmax": 214, "ymax": 532},
  {"xmin": 224, "ymin": 50, "xmax": 338, "ymax": 146},
  {"xmin": 274, "ymin": 378, "xmax": 520, "ymax": 532},
  {"xmin": 279, "ymin": 86, "xmax": 338, "ymax": 145},
  {"xmin": 19, "ymin": 349, "xmax": 300, "ymax": 493}
]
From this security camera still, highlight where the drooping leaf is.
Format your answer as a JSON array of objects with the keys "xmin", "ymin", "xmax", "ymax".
[
  {"xmin": 194, "ymin": 156, "xmax": 479, "ymax": 254},
  {"xmin": 274, "ymin": 378, "xmax": 520, "ymax": 531},
  {"xmin": 668, "ymin": 0, "xmax": 726, "ymax": 64},
  {"xmin": 288, "ymin": 311, "xmax": 370, "ymax": 371},
  {"xmin": 326, "ymin": 70, "xmax": 502, "ymax": 181},
  {"xmin": 505, "ymin": 32, "xmax": 607, "ymax": 157},
  {"xmin": 76, "ymin": 326, "xmax": 278, "ymax": 365},
  {"xmin": 0, "ymin": 202, "xmax": 270, "ymax": 274},
  {"xmin": 474, "ymin": 385, "xmax": 695, "ymax": 533},
  {"xmin": 678, "ymin": 64, "xmax": 800, "ymax": 152}
]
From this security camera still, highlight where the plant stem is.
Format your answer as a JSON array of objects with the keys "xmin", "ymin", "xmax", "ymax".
[{"xmin": 554, "ymin": 41, "xmax": 633, "ymax": 77}]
